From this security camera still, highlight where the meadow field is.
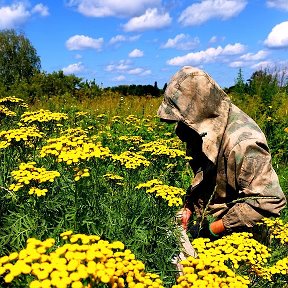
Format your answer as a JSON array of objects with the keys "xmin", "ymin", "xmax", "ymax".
[{"xmin": 0, "ymin": 94, "xmax": 287, "ymax": 288}]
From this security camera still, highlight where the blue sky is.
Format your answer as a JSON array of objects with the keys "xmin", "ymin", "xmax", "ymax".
[{"xmin": 0, "ymin": 0, "xmax": 288, "ymax": 89}]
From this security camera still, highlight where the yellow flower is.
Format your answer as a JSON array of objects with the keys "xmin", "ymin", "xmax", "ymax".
[
  {"xmin": 29, "ymin": 280, "xmax": 42, "ymax": 288},
  {"xmin": 41, "ymin": 279, "xmax": 51, "ymax": 288},
  {"xmin": 4, "ymin": 272, "xmax": 14, "ymax": 283},
  {"xmin": 111, "ymin": 241, "xmax": 125, "ymax": 250},
  {"xmin": 60, "ymin": 230, "xmax": 73, "ymax": 238},
  {"xmin": 71, "ymin": 281, "xmax": 84, "ymax": 288},
  {"xmin": 100, "ymin": 273, "xmax": 111, "ymax": 283},
  {"xmin": 69, "ymin": 271, "xmax": 81, "ymax": 281},
  {"xmin": 8, "ymin": 252, "xmax": 18, "ymax": 261}
]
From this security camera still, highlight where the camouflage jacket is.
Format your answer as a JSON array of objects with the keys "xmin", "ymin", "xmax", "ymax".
[{"xmin": 157, "ymin": 66, "xmax": 286, "ymax": 231}]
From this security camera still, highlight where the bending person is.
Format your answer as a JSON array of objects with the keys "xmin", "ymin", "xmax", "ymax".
[{"xmin": 158, "ymin": 66, "xmax": 287, "ymax": 239}]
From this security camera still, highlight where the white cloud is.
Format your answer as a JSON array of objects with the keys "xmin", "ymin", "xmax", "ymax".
[
  {"xmin": 178, "ymin": 0, "xmax": 247, "ymax": 26},
  {"xmin": 62, "ymin": 62, "xmax": 84, "ymax": 74},
  {"xmin": 240, "ymin": 50, "xmax": 269, "ymax": 61},
  {"xmin": 105, "ymin": 60, "xmax": 151, "ymax": 80},
  {"xmin": 229, "ymin": 61, "xmax": 245, "ymax": 68},
  {"xmin": 109, "ymin": 34, "xmax": 140, "ymax": 44},
  {"xmin": 109, "ymin": 35, "xmax": 126, "ymax": 44},
  {"xmin": 66, "ymin": 0, "xmax": 161, "ymax": 17},
  {"xmin": 167, "ymin": 43, "xmax": 246, "ymax": 66},
  {"xmin": 209, "ymin": 36, "xmax": 218, "ymax": 43},
  {"xmin": 251, "ymin": 61, "xmax": 273, "ymax": 70},
  {"xmin": 66, "ymin": 35, "xmax": 104, "ymax": 50},
  {"xmin": 264, "ymin": 21, "xmax": 288, "ymax": 48},
  {"xmin": 222, "ymin": 43, "xmax": 246, "ymax": 55},
  {"xmin": 229, "ymin": 50, "xmax": 269, "ymax": 68},
  {"xmin": 114, "ymin": 75, "xmax": 126, "ymax": 81},
  {"xmin": 123, "ymin": 8, "xmax": 171, "ymax": 32},
  {"xmin": 231, "ymin": 58, "xmax": 285, "ymax": 71},
  {"xmin": 127, "ymin": 68, "xmax": 151, "ymax": 75},
  {"xmin": 0, "ymin": 2, "xmax": 49, "ymax": 29},
  {"xmin": 105, "ymin": 60, "xmax": 131, "ymax": 72},
  {"xmin": 31, "ymin": 4, "xmax": 49, "ymax": 16},
  {"xmin": 0, "ymin": 3, "xmax": 30, "ymax": 29},
  {"xmin": 209, "ymin": 35, "xmax": 226, "ymax": 43},
  {"xmin": 129, "ymin": 49, "xmax": 144, "ymax": 58},
  {"xmin": 128, "ymin": 68, "xmax": 144, "ymax": 74},
  {"xmin": 141, "ymin": 69, "xmax": 151, "ymax": 76},
  {"xmin": 162, "ymin": 34, "xmax": 200, "ymax": 50},
  {"xmin": 266, "ymin": 0, "xmax": 288, "ymax": 10}
]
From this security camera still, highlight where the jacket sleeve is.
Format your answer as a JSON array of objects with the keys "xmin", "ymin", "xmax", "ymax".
[{"xmin": 222, "ymin": 138, "xmax": 287, "ymax": 231}]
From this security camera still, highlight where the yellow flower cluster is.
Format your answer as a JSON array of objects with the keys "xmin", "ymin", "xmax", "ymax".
[
  {"xmin": 271, "ymin": 257, "xmax": 288, "ymax": 276},
  {"xmin": 0, "ymin": 141, "xmax": 9, "ymax": 149},
  {"xmin": 112, "ymin": 151, "xmax": 150, "ymax": 169},
  {"xmin": 192, "ymin": 232, "xmax": 271, "ymax": 270},
  {"xmin": 257, "ymin": 217, "xmax": 288, "ymax": 244},
  {"xmin": 75, "ymin": 112, "xmax": 88, "ymax": 118},
  {"xmin": 142, "ymin": 115, "xmax": 153, "ymax": 122},
  {"xmin": 28, "ymin": 187, "xmax": 49, "ymax": 197},
  {"xmin": 111, "ymin": 115, "xmax": 121, "ymax": 123},
  {"xmin": 104, "ymin": 173, "xmax": 124, "ymax": 181},
  {"xmin": 250, "ymin": 219, "xmax": 288, "ymax": 281},
  {"xmin": 0, "ymin": 126, "xmax": 43, "ymax": 149},
  {"xmin": 190, "ymin": 231, "xmax": 288, "ymax": 284},
  {"xmin": 253, "ymin": 256, "xmax": 288, "ymax": 281},
  {"xmin": 135, "ymin": 179, "xmax": 164, "ymax": 189},
  {"xmin": 118, "ymin": 135, "xmax": 144, "ymax": 145},
  {"xmin": 96, "ymin": 113, "xmax": 107, "ymax": 119},
  {"xmin": 140, "ymin": 140, "xmax": 186, "ymax": 159},
  {"xmin": 73, "ymin": 168, "xmax": 90, "ymax": 181},
  {"xmin": 125, "ymin": 115, "xmax": 141, "ymax": 125},
  {"xmin": 40, "ymin": 134, "xmax": 111, "ymax": 165},
  {"xmin": 172, "ymin": 256, "xmax": 250, "ymax": 288},
  {"xmin": 103, "ymin": 173, "xmax": 124, "ymax": 185},
  {"xmin": 142, "ymin": 124, "xmax": 154, "ymax": 132},
  {"xmin": 284, "ymin": 127, "xmax": 288, "ymax": 133},
  {"xmin": 61, "ymin": 128, "xmax": 87, "ymax": 137},
  {"xmin": 0, "ymin": 231, "xmax": 164, "ymax": 288},
  {"xmin": 20, "ymin": 109, "xmax": 68, "ymax": 125},
  {"xmin": 9, "ymin": 162, "xmax": 60, "ymax": 196},
  {"xmin": 0, "ymin": 96, "xmax": 28, "ymax": 107},
  {"xmin": 0, "ymin": 105, "xmax": 16, "ymax": 117},
  {"xmin": 136, "ymin": 179, "xmax": 185, "ymax": 207}
]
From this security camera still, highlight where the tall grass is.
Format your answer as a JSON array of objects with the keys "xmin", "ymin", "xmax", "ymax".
[{"xmin": 32, "ymin": 93, "xmax": 163, "ymax": 118}]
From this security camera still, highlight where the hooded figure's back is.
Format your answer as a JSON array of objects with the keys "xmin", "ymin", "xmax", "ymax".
[{"xmin": 158, "ymin": 66, "xmax": 286, "ymax": 232}]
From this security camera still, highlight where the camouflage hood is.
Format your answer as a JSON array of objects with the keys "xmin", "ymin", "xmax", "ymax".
[{"xmin": 157, "ymin": 66, "xmax": 231, "ymax": 164}]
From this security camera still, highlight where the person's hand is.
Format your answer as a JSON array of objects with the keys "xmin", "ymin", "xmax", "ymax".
[
  {"xmin": 182, "ymin": 208, "xmax": 192, "ymax": 230},
  {"xmin": 176, "ymin": 208, "xmax": 192, "ymax": 230}
]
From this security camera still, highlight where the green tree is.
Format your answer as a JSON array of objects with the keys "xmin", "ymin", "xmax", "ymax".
[
  {"xmin": 247, "ymin": 69, "xmax": 279, "ymax": 106},
  {"xmin": 77, "ymin": 79, "xmax": 102, "ymax": 99},
  {"xmin": 0, "ymin": 29, "xmax": 41, "ymax": 89},
  {"xmin": 234, "ymin": 68, "xmax": 246, "ymax": 95}
]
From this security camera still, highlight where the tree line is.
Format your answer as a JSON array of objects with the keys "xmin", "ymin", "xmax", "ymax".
[
  {"xmin": 0, "ymin": 29, "xmax": 164, "ymax": 102},
  {"xmin": 0, "ymin": 29, "xmax": 288, "ymax": 105}
]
